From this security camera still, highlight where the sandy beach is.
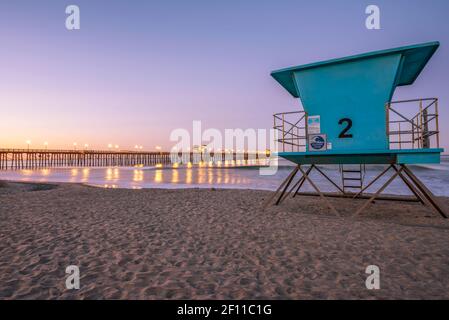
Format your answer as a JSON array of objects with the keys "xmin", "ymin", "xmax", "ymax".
[{"xmin": 1, "ymin": 180, "xmax": 449, "ymax": 299}]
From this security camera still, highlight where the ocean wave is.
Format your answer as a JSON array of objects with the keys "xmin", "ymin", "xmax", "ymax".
[{"xmin": 411, "ymin": 164, "xmax": 449, "ymax": 171}]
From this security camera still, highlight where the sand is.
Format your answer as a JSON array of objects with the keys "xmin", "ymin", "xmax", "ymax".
[{"xmin": 1, "ymin": 181, "xmax": 449, "ymax": 299}]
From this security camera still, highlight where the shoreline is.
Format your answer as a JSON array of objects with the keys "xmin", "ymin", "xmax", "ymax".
[
  {"xmin": 1, "ymin": 181, "xmax": 449, "ymax": 299},
  {"xmin": 2, "ymin": 178, "xmax": 447, "ymax": 201},
  {"xmin": 1, "ymin": 163, "xmax": 449, "ymax": 197}
]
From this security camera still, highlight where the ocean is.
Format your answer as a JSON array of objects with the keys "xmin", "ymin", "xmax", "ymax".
[{"xmin": 0, "ymin": 157, "xmax": 448, "ymax": 196}]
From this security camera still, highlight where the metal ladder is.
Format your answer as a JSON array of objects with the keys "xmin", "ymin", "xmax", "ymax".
[{"xmin": 340, "ymin": 164, "xmax": 365, "ymax": 193}]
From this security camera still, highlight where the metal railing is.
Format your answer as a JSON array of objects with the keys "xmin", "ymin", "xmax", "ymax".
[
  {"xmin": 387, "ymin": 98, "xmax": 440, "ymax": 150},
  {"xmin": 273, "ymin": 98, "xmax": 440, "ymax": 152},
  {"xmin": 273, "ymin": 111, "xmax": 307, "ymax": 152}
]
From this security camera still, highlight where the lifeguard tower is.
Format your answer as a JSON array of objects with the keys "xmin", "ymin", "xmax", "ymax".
[{"xmin": 266, "ymin": 42, "xmax": 447, "ymax": 218}]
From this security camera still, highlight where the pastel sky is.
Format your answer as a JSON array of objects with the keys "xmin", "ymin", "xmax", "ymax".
[{"xmin": 0, "ymin": 0, "xmax": 448, "ymax": 151}]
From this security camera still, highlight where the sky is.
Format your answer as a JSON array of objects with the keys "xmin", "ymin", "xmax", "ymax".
[{"xmin": 0, "ymin": 0, "xmax": 448, "ymax": 151}]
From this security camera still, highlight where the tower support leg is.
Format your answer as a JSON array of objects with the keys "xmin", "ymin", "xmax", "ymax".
[
  {"xmin": 313, "ymin": 165, "xmax": 345, "ymax": 194},
  {"xmin": 353, "ymin": 166, "xmax": 403, "ymax": 217},
  {"xmin": 353, "ymin": 165, "xmax": 393, "ymax": 199},
  {"xmin": 401, "ymin": 165, "xmax": 448, "ymax": 218},
  {"xmin": 263, "ymin": 165, "xmax": 299, "ymax": 209},
  {"xmin": 391, "ymin": 165, "xmax": 427, "ymax": 206},
  {"xmin": 292, "ymin": 165, "xmax": 314, "ymax": 198},
  {"xmin": 297, "ymin": 166, "xmax": 340, "ymax": 216},
  {"xmin": 275, "ymin": 164, "xmax": 313, "ymax": 202},
  {"xmin": 274, "ymin": 165, "xmax": 300, "ymax": 205}
]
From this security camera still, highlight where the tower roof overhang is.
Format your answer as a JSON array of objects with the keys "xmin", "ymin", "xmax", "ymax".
[{"xmin": 271, "ymin": 41, "xmax": 440, "ymax": 98}]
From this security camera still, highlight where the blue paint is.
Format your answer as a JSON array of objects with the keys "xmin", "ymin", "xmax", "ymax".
[
  {"xmin": 271, "ymin": 42, "xmax": 443, "ymax": 164},
  {"xmin": 277, "ymin": 148, "xmax": 443, "ymax": 165},
  {"xmin": 293, "ymin": 54, "xmax": 401, "ymax": 151}
]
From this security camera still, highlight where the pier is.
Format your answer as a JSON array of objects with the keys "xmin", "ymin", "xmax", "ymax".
[{"xmin": 0, "ymin": 149, "xmax": 267, "ymax": 170}]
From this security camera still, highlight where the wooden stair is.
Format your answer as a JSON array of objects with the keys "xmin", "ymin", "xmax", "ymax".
[{"xmin": 340, "ymin": 164, "xmax": 365, "ymax": 193}]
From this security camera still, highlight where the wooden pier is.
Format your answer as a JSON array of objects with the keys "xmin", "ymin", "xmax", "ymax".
[{"xmin": 0, "ymin": 149, "xmax": 265, "ymax": 170}]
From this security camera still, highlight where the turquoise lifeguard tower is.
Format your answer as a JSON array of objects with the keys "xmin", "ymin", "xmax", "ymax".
[{"xmin": 267, "ymin": 42, "xmax": 447, "ymax": 218}]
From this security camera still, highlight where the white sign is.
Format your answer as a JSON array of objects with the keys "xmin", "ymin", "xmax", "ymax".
[
  {"xmin": 308, "ymin": 134, "xmax": 327, "ymax": 152},
  {"xmin": 307, "ymin": 115, "xmax": 321, "ymax": 134}
]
